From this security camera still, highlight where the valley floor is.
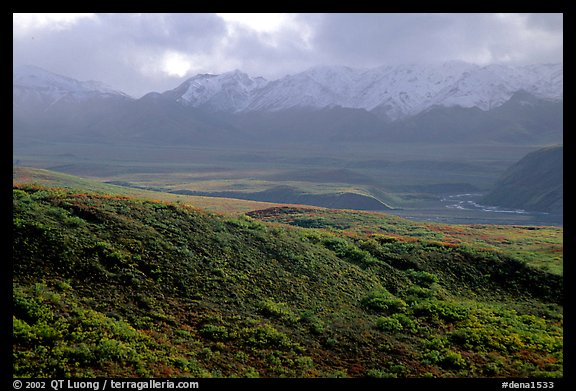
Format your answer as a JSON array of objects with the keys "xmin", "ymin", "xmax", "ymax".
[{"xmin": 13, "ymin": 141, "xmax": 562, "ymax": 226}]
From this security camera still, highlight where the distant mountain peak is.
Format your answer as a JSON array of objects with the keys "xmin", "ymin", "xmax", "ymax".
[
  {"xmin": 164, "ymin": 62, "xmax": 561, "ymax": 119},
  {"xmin": 13, "ymin": 64, "xmax": 131, "ymax": 101},
  {"xmin": 16, "ymin": 62, "xmax": 560, "ymax": 119},
  {"xmin": 166, "ymin": 69, "xmax": 268, "ymax": 112}
]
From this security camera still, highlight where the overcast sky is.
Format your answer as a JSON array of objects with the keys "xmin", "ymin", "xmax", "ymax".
[{"xmin": 13, "ymin": 13, "xmax": 563, "ymax": 98}]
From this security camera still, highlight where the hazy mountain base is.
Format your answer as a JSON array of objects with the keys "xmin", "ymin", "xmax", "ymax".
[
  {"xmin": 13, "ymin": 185, "xmax": 562, "ymax": 378},
  {"xmin": 13, "ymin": 92, "xmax": 563, "ymax": 147}
]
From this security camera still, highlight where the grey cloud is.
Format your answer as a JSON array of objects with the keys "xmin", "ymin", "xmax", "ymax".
[
  {"xmin": 13, "ymin": 13, "xmax": 563, "ymax": 98},
  {"xmin": 525, "ymin": 13, "xmax": 563, "ymax": 32},
  {"xmin": 114, "ymin": 13, "xmax": 227, "ymax": 51},
  {"xmin": 301, "ymin": 13, "xmax": 562, "ymax": 66},
  {"xmin": 14, "ymin": 13, "xmax": 231, "ymax": 97}
]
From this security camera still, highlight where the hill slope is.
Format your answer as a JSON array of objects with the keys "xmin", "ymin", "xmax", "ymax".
[
  {"xmin": 13, "ymin": 185, "xmax": 562, "ymax": 378},
  {"xmin": 13, "ymin": 167, "xmax": 563, "ymax": 275},
  {"xmin": 12, "ymin": 166, "xmax": 293, "ymax": 214},
  {"xmin": 481, "ymin": 145, "xmax": 563, "ymax": 213}
]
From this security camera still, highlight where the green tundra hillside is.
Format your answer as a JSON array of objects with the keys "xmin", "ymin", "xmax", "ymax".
[
  {"xmin": 482, "ymin": 145, "xmax": 563, "ymax": 213},
  {"xmin": 13, "ymin": 184, "xmax": 562, "ymax": 378}
]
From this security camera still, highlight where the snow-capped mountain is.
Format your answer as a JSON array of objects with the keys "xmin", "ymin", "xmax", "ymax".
[
  {"xmin": 13, "ymin": 63, "xmax": 563, "ymax": 146},
  {"xmin": 13, "ymin": 65, "xmax": 131, "ymax": 110},
  {"xmin": 244, "ymin": 65, "xmax": 365, "ymax": 112},
  {"xmin": 164, "ymin": 62, "xmax": 562, "ymax": 120},
  {"xmin": 14, "ymin": 62, "xmax": 562, "ymax": 120},
  {"xmin": 163, "ymin": 70, "xmax": 268, "ymax": 112},
  {"xmin": 244, "ymin": 62, "xmax": 479, "ymax": 117},
  {"xmin": 427, "ymin": 63, "xmax": 563, "ymax": 112}
]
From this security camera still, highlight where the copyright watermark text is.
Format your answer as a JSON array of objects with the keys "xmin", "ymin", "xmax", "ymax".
[
  {"xmin": 12, "ymin": 380, "xmax": 199, "ymax": 391},
  {"xmin": 502, "ymin": 381, "xmax": 555, "ymax": 389}
]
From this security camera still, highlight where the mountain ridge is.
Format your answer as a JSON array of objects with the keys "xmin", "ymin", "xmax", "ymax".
[
  {"xmin": 168, "ymin": 62, "xmax": 562, "ymax": 120},
  {"xmin": 481, "ymin": 145, "xmax": 563, "ymax": 213},
  {"xmin": 13, "ymin": 64, "xmax": 131, "ymax": 104},
  {"xmin": 14, "ymin": 62, "xmax": 562, "ymax": 119},
  {"xmin": 13, "ymin": 62, "xmax": 563, "ymax": 146}
]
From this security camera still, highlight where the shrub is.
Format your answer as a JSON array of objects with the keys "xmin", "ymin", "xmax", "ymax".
[
  {"xmin": 13, "ymin": 317, "xmax": 35, "ymax": 344},
  {"xmin": 412, "ymin": 300, "xmax": 470, "ymax": 323},
  {"xmin": 259, "ymin": 299, "xmax": 299, "ymax": 323},
  {"xmin": 95, "ymin": 339, "xmax": 137, "ymax": 362},
  {"xmin": 376, "ymin": 316, "xmax": 403, "ymax": 333},
  {"xmin": 390, "ymin": 313, "xmax": 418, "ymax": 333},
  {"xmin": 300, "ymin": 311, "xmax": 325, "ymax": 335},
  {"xmin": 295, "ymin": 356, "xmax": 314, "ymax": 371},
  {"xmin": 322, "ymin": 237, "xmax": 377, "ymax": 266},
  {"xmin": 405, "ymin": 269, "xmax": 439, "ymax": 288},
  {"xmin": 405, "ymin": 285, "xmax": 435, "ymax": 300},
  {"xmin": 483, "ymin": 359, "xmax": 505, "ymax": 376},
  {"xmin": 423, "ymin": 337, "xmax": 447, "ymax": 351},
  {"xmin": 422, "ymin": 349, "xmax": 467, "ymax": 370},
  {"xmin": 449, "ymin": 327, "xmax": 488, "ymax": 351},
  {"xmin": 422, "ymin": 349, "xmax": 442, "ymax": 365},
  {"xmin": 366, "ymin": 368, "xmax": 397, "ymax": 378},
  {"xmin": 199, "ymin": 325, "xmax": 229, "ymax": 341},
  {"xmin": 241, "ymin": 324, "xmax": 298, "ymax": 351},
  {"xmin": 56, "ymin": 280, "xmax": 73, "ymax": 292},
  {"xmin": 441, "ymin": 351, "xmax": 467, "ymax": 369},
  {"xmin": 243, "ymin": 367, "xmax": 260, "ymax": 378},
  {"xmin": 362, "ymin": 290, "xmax": 407, "ymax": 314}
]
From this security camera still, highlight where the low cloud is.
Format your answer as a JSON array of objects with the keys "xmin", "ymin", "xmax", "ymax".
[{"xmin": 13, "ymin": 13, "xmax": 563, "ymax": 97}]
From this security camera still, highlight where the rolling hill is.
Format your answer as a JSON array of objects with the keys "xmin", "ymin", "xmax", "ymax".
[
  {"xmin": 13, "ymin": 179, "xmax": 563, "ymax": 378},
  {"xmin": 12, "ymin": 167, "xmax": 292, "ymax": 214}
]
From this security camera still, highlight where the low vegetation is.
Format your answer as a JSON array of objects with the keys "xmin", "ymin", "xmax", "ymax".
[
  {"xmin": 13, "ymin": 185, "xmax": 562, "ymax": 378},
  {"xmin": 248, "ymin": 207, "xmax": 563, "ymax": 275},
  {"xmin": 12, "ymin": 167, "xmax": 287, "ymax": 214}
]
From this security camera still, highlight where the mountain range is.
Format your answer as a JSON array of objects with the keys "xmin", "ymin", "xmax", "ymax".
[
  {"xmin": 13, "ymin": 62, "xmax": 563, "ymax": 145},
  {"xmin": 167, "ymin": 62, "xmax": 562, "ymax": 120}
]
